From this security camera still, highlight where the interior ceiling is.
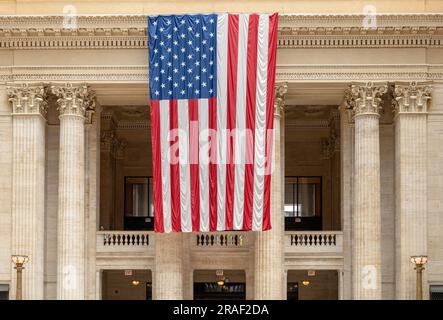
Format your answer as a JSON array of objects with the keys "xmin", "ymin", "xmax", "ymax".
[{"xmin": 93, "ymin": 82, "xmax": 346, "ymax": 108}]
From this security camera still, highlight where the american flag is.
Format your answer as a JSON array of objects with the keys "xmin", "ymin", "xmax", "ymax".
[{"xmin": 149, "ymin": 13, "xmax": 278, "ymax": 233}]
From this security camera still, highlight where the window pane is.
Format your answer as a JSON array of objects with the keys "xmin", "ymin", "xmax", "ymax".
[
  {"xmin": 132, "ymin": 183, "xmax": 149, "ymax": 217},
  {"xmin": 297, "ymin": 177, "xmax": 320, "ymax": 217},
  {"xmin": 148, "ymin": 178, "xmax": 154, "ymax": 217},
  {"xmin": 284, "ymin": 183, "xmax": 294, "ymax": 217}
]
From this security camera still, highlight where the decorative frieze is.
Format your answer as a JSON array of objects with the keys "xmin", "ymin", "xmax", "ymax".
[
  {"xmin": 346, "ymin": 82, "xmax": 388, "ymax": 116},
  {"xmin": 51, "ymin": 83, "xmax": 96, "ymax": 121},
  {"xmin": 392, "ymin": 81, "xmax": 432, "ymax": 115},
  {"xmin": 7, "ymin": 83, "xmax": 47, "ymax": 116}
]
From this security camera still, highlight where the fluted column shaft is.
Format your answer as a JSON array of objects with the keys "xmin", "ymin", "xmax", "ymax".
[
  {"xmin": 348, "ymin": 83, "xmax": 386, "ymax": 300},
  {"xmin": 8, "ymin": 84, "xmax": 47, "ymax": 299},
  {"xmin": 52, "ymin": 83, "xmax": 93, "ymax": 300},
  {"xmin": 393, "ymin": 82, "xmax": 431, "ymax": 299},
  {"xmin": 154, "ymin": 233, "xmax": 183, "ymax": 299},
  {"xmin": 254, "ymin": 84, "xmax": 286, "ymax": 300}
]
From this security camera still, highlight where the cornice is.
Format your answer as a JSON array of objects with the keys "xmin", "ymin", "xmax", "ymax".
[
  {"xmin": 4, "ymin": 64, "xmax": 443, "ymax": 83},
  {"xmin": 0, "ymin": 14, "xmax": 443, "ymax": 49}
]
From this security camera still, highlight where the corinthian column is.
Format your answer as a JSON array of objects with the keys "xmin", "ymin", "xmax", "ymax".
[
  {"xmin": 393, "ymin": 82, "xmax": 432, "ymax": 299},
  {"xmin": 254, "ymin": 83, "xmax": 287, "ymax": 300},
  {"xmin": 154, "ymin": 233, "xmax": 184, "ymax": 299},
  {"xmin": 51, "ymin": 83, "xmax": 94, "ymax": 300},
  {"xmin": 347, "ymin": 82, "xmax": 387, "ymax": 300},
  {"xmin": 7, "ymin": 84, "xmax": 47, "ymax": 299}
]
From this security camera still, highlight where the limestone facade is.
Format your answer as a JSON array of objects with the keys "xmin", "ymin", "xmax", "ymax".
[{"xmin": 1, "ymin": 6, "xmax": 443, "ymax": 300}]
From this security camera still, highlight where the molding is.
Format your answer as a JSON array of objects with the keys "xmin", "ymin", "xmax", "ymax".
[
  {"xmin": 0, "ymin": 14, "xmax": 443, "ymax": 49},
  {"xmin": 2, "ymin": 64, "xmax": 443, "ymax": 83}
]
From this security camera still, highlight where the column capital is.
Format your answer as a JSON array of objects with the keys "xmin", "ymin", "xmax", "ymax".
[
  {"xmin": 51, "ymin": 83, "xmax": 96, "ymax": 121},
  {"xmin": 392, "ymin": 81, "xmax": 432, "ymax": 116},
  {"xmin": 345, "ymin": 82, "xmax": 387, "ymax": 117},
  {"xmin": 7, "ymin": 83, "xmax": 48, "ymax": 117},
  {"xmin": 274, "ymin": 83, "xmax": 288, "ymax": 118}
]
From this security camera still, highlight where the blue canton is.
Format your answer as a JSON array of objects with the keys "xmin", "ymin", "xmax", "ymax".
[{"xmin": 149, "ymin": 14, "xmax": 218, "ymax": 100}]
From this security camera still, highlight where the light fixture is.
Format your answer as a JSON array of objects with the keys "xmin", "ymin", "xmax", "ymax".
[
  {"xmin": 410, "ymin": 255, "xmax": 428, "ymax": 300},
  {"xmin": 11, "ymin": 255, "xmax": 29, "ymax": 300},
  {"xmin": 302, "ymin": 280, "xmax": 310, "ymax": 286},
  {"xmin": 217, "ymin": 279, "xmax": 225, "ymax": 286},
  {"xmin": 132, "ymin": 280, "xmax": 140, "ymax": 286}
]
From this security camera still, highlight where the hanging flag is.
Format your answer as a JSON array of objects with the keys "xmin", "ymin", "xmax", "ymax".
[{"xmin": 149, "ymin": 13, "xmax": 278, "ymax": 233}]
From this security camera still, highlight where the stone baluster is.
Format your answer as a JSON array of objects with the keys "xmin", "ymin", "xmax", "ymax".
[
  {"xmin": 7, "ymin": 83, "xmax": 47, "ymax": 299},
  {"xmin": 392, "ymin": 82, "xmax": 432, "ymax": 299},
  {"xmin": 51, "ymin": 83, "xmax": 95, "ymax": 300}
]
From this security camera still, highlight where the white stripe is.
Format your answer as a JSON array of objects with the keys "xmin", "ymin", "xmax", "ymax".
[
  {"xmin": 199, "ymin": 99, "xmax": 210, "ymax": 232},
  {"xmin": 159, "ymin": 100, "xmax": 172, "ymax": 233},
  {"xmin": 216, "ymin": 14, "xmax": 228, "ymax": 231},
  {"xmin": 233, "ymin": 14, "xmax": 249, "ymax": 230},
  {"xmin": 178, "ymin": 99, "xmax": 192, "ymax": 232},
  {"xmin": 252, "ymin": 14, "xmax": 269, "ymax": 231}
]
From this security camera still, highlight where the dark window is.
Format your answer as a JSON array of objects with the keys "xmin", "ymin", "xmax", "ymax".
[
  {"xmin": 285, "ymin": 177, "xmax": 322, "ymax": 230},
  {"xmin": 0, "ymin": 284, "xmax": 9, "ymax": 300},
  {"xmin": 194, "ymin": 282, "xmax": 246, "ymax": 300},
  {"xmin": 124, "ymin": 177, "xmax": 154, "ymax": 230},
  {"xmin": 430, "ymin": 285, "xmax": 443, "ymax": 300},
  {"xmin": 287, "ymin": 282, "xmax": 299, "ymax": 300}
]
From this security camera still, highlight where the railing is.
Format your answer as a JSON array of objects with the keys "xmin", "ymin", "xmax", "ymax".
[
  {"xmin": 195, "ymin": 232, "xmax": 248, "ymax": 248},
  {"xmin": 285, "ymin": 231, "xmax": 343, "ymax": 254},
  {"xmin": 96, "ymin": 231, "xmax": 154, "ymax": 254}
]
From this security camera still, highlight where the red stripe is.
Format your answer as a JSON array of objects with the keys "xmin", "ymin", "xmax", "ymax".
[
  {"xmin": 242, "ymin": 14, "xmax": 259, "ymax": 230},
  {"xmin": 151, "ymin": 101, "xmax": 164, "ymax": 232},
  {"xmin": 169, "ymin": 99, "xmax": 181, "ymax": 232},
  {"xmin": 263, "ymin": 13, "xmax": 278, "ymax": 231},
  {"xmin": 188, "ymin": 99, "xmax": 200, "ymax": 231},
  {"xmin": 225, "ymin": 14, "xmax": 239, "ymax": 231},
  {"xmin": 208, "ymin": 97, "xmax": 218, "ymax": 231}
]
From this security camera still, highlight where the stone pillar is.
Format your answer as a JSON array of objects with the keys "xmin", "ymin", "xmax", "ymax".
[
  {"xmin": 339, "ymin": 100, "xmax": 354, "ymax": 300},
  {"xmin": 393, "ymin": 82, "xmax": 432, "ymax": 299},
  {"xmin": 154, "ymin": 233, "xmax": 184, "ymax": 299},
  {"xmin": 7, "ymin": 84, "xmax": 47, "ymax": 299},
  {"xmin": 52, "ymin": 83, "xmax": 94, "ymax": 300},
  {"xmin": 347, "ymin": 82, "xmax": 387, "ymax": 300},
  {"xmin": 254, "ymin": 83, "xmax": 287, "ymax": 300}
]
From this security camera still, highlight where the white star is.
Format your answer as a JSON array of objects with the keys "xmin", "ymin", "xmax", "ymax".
[
  {"xmin": 202, "ymin": 54, "xmax": 207, "ymax": 59},
  {"xmin": 159, "ymin": 41, "xmax": 164, "ymax": 46},
  {"xmin": 202, "ymin": 40, "xmax": 207, "ymax": 45},
  {"xmin": 173, "ymin": 54, "xmax": 178, "ymax": 59},
  {"xmin": 153, "ymin": 21, "xmax": 157, "ymax": 26},
  {"xmin": 167, "ymin": 48, "xmax": 171, "ymax": 53},
  {"xmin": 210, "ymin": 18, "xmax": 214, "ymax": 23},
  {"xmin": 153, "ymin": 34, "xmax": 158, "ymax": 40},
  {"xmin": 188, "ymin": 40, "xmax": 192, "ymax": 46},
  {"xmin": 168, "ymin": 90, "xmax": 172, "ymax": 95},
  {"xmin": 167, "ymin": 62, "xmax": 172, "ymax": 67},
  {"xmin": 166, "ymin": 19, "xmax": 171, "ymax": 25},
  {"xmin": 202, "ymin": 26, "xmax": 207, "ymax": 31},
  {"xmin": 209, "ymin": 47, "xmax": 214, "ymax": 51},
  {"xmin": 154, "ymin": 48, "xmax": 158, "ymax": 54},
  {"xmin": 209, "ymin": 88, "xmax": 213, "ymax": 94},
  {"xmin": 202, "ymin": 68, "xmax": 206, "ymax": 73},
  {"xmin": 167, "ymin": 76, "xmax": 172, "ymax": 81},
  {"xmin": 160, "ymin": 55, "xmax": 165, "ymax": 60},
  {"xmin": 181, "ymin": 90, "xmax": 186, "ymax": 95},
  {"xmin": 173, "ymin": 40, "xmax": 178, "ymax": 45},
  {"xmin": 173, "ymin": 27, "xmax": 178, "ymax": 32},
  {"xmin": 181, "ymin": 33, "xmax": 186, "ymax": 38},
  {"xmin": 173, "ymin": 82, "xmax": 178, "ymax": 87},
  {"xmin": 209, "ymin": 32, "xmax": 214, "ymax": 37},
  {"xmin": 167, "ymin": 34, "xmax": 171, "ymax": 39},
  {"xmin": 154, "ymin": 62, "xmax": 159, "ymax": 67},
  {"xmin": 160, "ymin": 69, "xmax": 165, "ymax": 74},
  {"xmin": 196, "ymin": 18, "xmax": 200, "ymax": 24},
  {"xmin": 188, "ymin": 82, "xmax": 193, "ymax": 88},
  {"xmin": 195, "ymin": 47, "xmax": 200, "ymax": 52},
  {"xmin": 187, "ymin": 68, "xmax": 193, "ymax": 73},
  {"xmin": 155, "ymin": 90, "xmax": 159, "ymax": 95},
  {"xmin": 195, "ymin": 75, "xmax": 200, "ymax": 80},
  {"xmin": 195, "ymin": 89, "xmax": 200, "ymax": 94},
  {"xmin": 202, "ymin": 82, "xmax": 207, "ymax": 87},
  {"xmin": 188, "ymin": 54, "xmax": 193, "ymax": 59},
  {"xmin": 159, "ymin": 27, "xmax": 164, "ymax": 32},
  {"xmin": 209, "ymin": 74, "xmax": 213, "ymax": 79},
  {"xmin": 181, "ymin": 76, "xmax": 186, "ymax": 81},
  {"xmin": 196, "ymin": 33, "xmax": 200, "ymax": 38},
  {"xmin": 161, "ymin": 83, "xmax": 165, "ymax": 88},
  {"xmin": 187, "ymin": 26, "xmax": 192, "ymax": 32},
  {"xmin": 195, "ymin": 61, "xmax": 200, "ymax": 66},
  {"xmin": 154, "ymin": 76, "xmax": 159, "ymax": 81},
  {"xmin": 181, "ymin": 62, "xmax": 185, "ymax": 67},
  {"xmin": 173, "ymin": 68, "xmax": 178, "ymax": 73},
  {"xmin": 209, "ymin": 60, "xmax": 213, "ymax": 65},
  {"xmin": 181, "ymin": 47, "xmax": 186, "ymax": 53},
  {"xmin": 181, "ymin": 20, "xmax": 185, "ymax": 25}
]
